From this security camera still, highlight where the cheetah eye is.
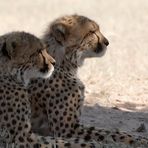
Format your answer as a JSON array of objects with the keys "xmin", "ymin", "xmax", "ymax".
[
  {"xmin": 86, "ymin": 33, "xmax": 91, "ymax": 37},
  {"xmin": 90, "ymin": 30, "xmax": 95, "ymax": 33},
  {"xmin": 80, "ymin": 31, "xmax": 95, "ymax": 45},
  {"xmin": 86, "ymin": 31, "xmax": 95, "ymax": 37},
  {"xmin": 30, "ymin": 49, "xmax": 42, "ymax": 58},
  {"xmin": 37, "ymin": 49, "xmax": 42, "ymax": 53}
]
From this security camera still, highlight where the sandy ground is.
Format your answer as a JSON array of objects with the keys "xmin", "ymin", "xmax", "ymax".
[{"xmin": 0, "ymin": 0, "xmax": 148, "ymax": 138}]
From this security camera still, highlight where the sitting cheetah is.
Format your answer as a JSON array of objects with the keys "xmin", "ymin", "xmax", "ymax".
[
  {"xmin": 0, "ymin": 31, "xmax": 100, "ymax": 148},
  {"xmin": 29, "ymin": 15, "xmax": 148, "ymax": 147}
]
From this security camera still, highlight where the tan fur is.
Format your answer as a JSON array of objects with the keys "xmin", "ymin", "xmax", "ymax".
[
  {"xmin": 0, "ymin": 32, "xmax": 55, "ymax": 77},
  {"xmin": 29, "ymin": 15, "xmax": 148, "ymax": 147},
  {"xmin": 0, "ymin": 31, "xmax": 100, "ymax": 148},
  {"xmin": 43, "ymin": 15, "xmax": 108, "ymax": 66}
]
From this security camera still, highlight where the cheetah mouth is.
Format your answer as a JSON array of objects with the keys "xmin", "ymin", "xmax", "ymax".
[
  {"xmin": 39, "ymin": 65, "xmax": 54, "ymax": 79},
  {"xmin": 95, "ymin": 43, "xmax": 103, "ymax": 53},
  {"xmin": 94, "ymin": 44, "xmax": 107, "ymax": 57},
  {"xmin": 40, "ymin": 67, "xmax": 49, "ymax": 73}
]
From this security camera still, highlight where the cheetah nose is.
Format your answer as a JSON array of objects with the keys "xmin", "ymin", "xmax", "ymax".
[{"xmin": 103, "ymin": 38, "xmax": 109, "ymax": 46}]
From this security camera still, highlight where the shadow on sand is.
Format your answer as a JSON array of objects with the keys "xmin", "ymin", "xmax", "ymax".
[{"xmin": 81, "ymin": 103, "xmax": 148, "ymax": 137}]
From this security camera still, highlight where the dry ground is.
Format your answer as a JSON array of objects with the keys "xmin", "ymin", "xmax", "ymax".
[{"xmin": 0, "ymin": 0, "xmax": 148, "ymax": 138}]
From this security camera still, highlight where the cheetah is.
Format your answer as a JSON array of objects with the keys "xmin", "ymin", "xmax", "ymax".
[
  {"xmin": 29, "ymin": 15, "xmax": 148, "ymax": 147},
  {"xmin": 0, "ymin": 31, "xmax": 100, "ymax": 148}
]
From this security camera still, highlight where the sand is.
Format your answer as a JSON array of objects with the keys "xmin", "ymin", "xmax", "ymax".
[{"xmin": 0, "ymin": 0, "xmax": 148, "ymax": 140}]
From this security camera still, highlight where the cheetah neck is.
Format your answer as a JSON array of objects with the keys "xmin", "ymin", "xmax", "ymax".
[
  {"xmin": 9, "ymin": 68, "xmax": 27, "ymax": 86},
  {"xmin": 0, "ymin": 67, "xmax": 26, "ymax": 87},
  {"xmin": 44, "ymin": 35, "xmax": 84, "ymax": 76},
  {"xmin": 56, "ymin": 59, "xmax": 78, "ymax": 76},
  {"xmin": 0, "ymin": 56, "xmax": 27, "ymax": 85}
]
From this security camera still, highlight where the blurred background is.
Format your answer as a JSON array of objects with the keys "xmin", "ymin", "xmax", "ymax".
[{"xmin": 0, "ymin": 0, "xmax": 148, "ymax": 136}]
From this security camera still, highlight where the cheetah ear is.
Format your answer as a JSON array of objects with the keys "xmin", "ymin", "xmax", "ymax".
[
  {"xmin": 0, "ymin": 42, "xmax": 11, "ymax": 59},
  {"xmin": 0, "ymin": 41, "xmax": 17, "ymax": 59},
  {"xmin": 51, "ymin": 23, "xmax": 69, "ymax": 43}
]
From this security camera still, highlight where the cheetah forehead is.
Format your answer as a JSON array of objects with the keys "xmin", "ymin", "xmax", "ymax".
[
  {"xmin": 58, "ymin": 15, "xmax": 97, "ymax": 26},
  {"xmin": 52, "ymin": 15, "xmax": 99, "ymax": 35},
  {"xmin": 0, "ymin": 32, "xmax": 44, "ymax": 57}
]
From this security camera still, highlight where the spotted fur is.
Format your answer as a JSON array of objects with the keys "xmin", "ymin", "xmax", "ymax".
[
  {"xmin": 29, "ymin": 15, "xmax": 148, "ymax": 147},
  {"xmin": 0, "ymin": 31, "xmax": 100, "ymax": 147}
]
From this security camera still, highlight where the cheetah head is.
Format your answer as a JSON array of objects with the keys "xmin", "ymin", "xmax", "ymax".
[
  {"xmin": 44, "ymin": 15, "xmax": 109, "ymax": 66},
  {"xmin": 0, "ymin": 32, "xmax": 55, "ymax": 85}
]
